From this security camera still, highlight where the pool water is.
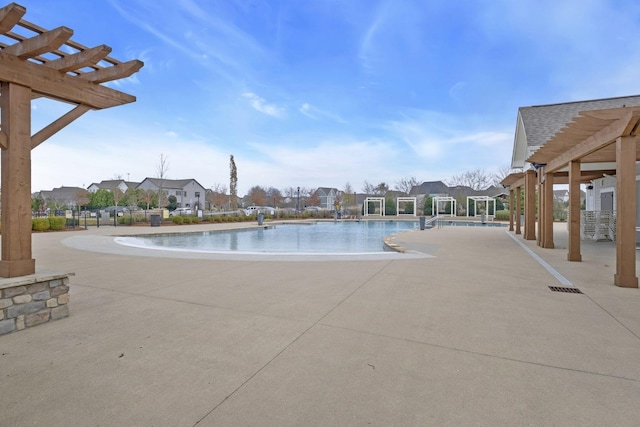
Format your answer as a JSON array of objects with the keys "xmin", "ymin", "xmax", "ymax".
[{"xmin": 119, "ymin": 221, "xmax": 418, "ymax": 254}]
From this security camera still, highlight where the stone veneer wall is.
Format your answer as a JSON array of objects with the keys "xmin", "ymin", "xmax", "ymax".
[{"xmin": 0, "ymin": 273, "xmax": 72, "ymax": 336}]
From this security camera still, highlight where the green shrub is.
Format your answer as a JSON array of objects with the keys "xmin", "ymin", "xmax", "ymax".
[
  {"xmin": 48, "ymin": 216, "xmax": 66, "ymax": 230},
  {"xmin": 495, "ymin": 210, "xmax": 510, "ymax": 221},
  {"xmin": 172, "ymin": 216, "xmax": 184, "ymax": 225},
  {"xmin": 183, "ymin": 217, "xmax": 193, "ymax": 224},
  {"xmin": 191, "ymin": 217, "xmax": 200, "ymax": 224},
  {"xmin": 32, "ymin": 218, "xmax": 50, "ymax": 231}
]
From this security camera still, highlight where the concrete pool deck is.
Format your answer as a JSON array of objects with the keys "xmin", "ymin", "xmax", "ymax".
[{"xmin": 1, "ymin": 221, "xmax": 640, "ymax": 426}]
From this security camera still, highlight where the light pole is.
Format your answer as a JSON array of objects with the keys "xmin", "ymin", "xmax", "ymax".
[{"xmin": 296, "ymin": 186, "xmax": 300, "ymax": 214}]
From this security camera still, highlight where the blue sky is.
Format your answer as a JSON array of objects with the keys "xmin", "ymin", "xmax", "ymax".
[{"xmin": 21, "ymin": 0, "xmax": 640, "ymax": 195}]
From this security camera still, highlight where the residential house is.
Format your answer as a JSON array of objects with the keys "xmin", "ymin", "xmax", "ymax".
[
  {"xmin": 409, "ymin": 180, "xmax": 450, "ymax": 197},
  {"xmin": 88, "ymin": 179, "xmax": 138, "ymax": 194},
  {"xmin": 33, "ymin": 186, "xmax": 86, "ymax": 210},
  {"xmin": 313, "ymin": 187, "xmax": 340, "ymax": 210},
  {"xmin": 136, "ymin": 178, "xmax": 207, "ymax": 209}
]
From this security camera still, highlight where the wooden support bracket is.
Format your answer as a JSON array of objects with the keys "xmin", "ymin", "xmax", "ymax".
[{"xmin": 31, "ymin": 104, "xmax": 92, "ymax": 149}]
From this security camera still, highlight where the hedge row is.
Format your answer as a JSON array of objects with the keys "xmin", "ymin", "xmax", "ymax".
[
  {"xmin": 494, "ymin": 210, "xmax": 510, "ymax": 221},
  {"xmin": 32, "ymin": 216, "xmax": 66, "ymax": 231}
]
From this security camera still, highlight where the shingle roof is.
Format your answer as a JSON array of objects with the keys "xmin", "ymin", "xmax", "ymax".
[
  {"xmin": 409, "ymin": 181, "xmax": 449, "ymax": 196},
  {"xmin": 519, "ymin": 95, "xmax": 640, "ymax": 149},
  {"xmin": 36, "ymin": 186, "xmax": 85, "ymax": 201},
  {"xmin": 139, "ymin": 178, "xmax": 199, "ymax": 189}
]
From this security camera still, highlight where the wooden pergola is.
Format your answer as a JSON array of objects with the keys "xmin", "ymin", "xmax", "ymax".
[
  {"xmin": 0, "ymin": 3, "xmax": 143, "ymax": 277},
  {"xmin": 503, "ymin": 107, "xmax": 639, "ymax": 288}
]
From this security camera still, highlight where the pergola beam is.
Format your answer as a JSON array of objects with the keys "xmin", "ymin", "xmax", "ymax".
[
  {"xmin": 80, "ymin": 59, "xmax": 144, "ymax": 83},
  {"xmin": 44, "ymin": 44, "xmax": 112, "ymax": 72},
  {"xmin": 535, "ymin": 111, "xmax": 640, "ymax": 172},
  {"xmin": 3, "ymin": 26, "xmax": 72, "ymax": 58},
  {"xmin": 0, "ymin": 51, "xmax": 136, "ymax": 109},
  {"xmin": 0, "ymin": 3, "xmax": 25, "ymax": 34},
  {"xmin": 31, "ymin": 104, "xmax": 92, "ymax": 149}
]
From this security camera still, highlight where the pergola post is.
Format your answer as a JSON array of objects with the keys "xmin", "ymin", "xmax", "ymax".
[
  {"xmin": 508, "ymin": 189, "xmax": 514, "ymax": 231},
  {"xmin": 0, "ymin": 2, "xmax": 142, "ymax": 279},
  {"xmin": 537, "ymin": 168, "xmax": 543, "ymax": 246},
  {"xmin": 542, "ymin": 170, "xmax": 555, "ymax": 249},
  {"xmin": 567, "ymin": 160, "xmax": 582, "ymax": 262},
  {"xmin": 0, "ymin": 2, "xmax": 143, "ymax": 337},
  {"xmin": 515, "ymin": 186, "xmax": 522, "ymax": 235},
  {"xmin": 524, "ymin": 169, "xmax": 536, "ymax": 240},
  {"xmin": 0, "ymin": 82, "xmax": 36, "ymax": 277},
  {"xmin": 614, "ymin": 136, "xmax": 638, "ymax": 287}
]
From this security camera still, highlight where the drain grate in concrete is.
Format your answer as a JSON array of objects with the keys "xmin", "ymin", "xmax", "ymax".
[{"xmin": 548, "ymin": 286, "xmax": 582, "ymax": 294}]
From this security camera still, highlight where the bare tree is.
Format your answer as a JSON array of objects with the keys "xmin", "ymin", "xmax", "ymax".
[
  {"xmin": 73, "ymin": 189, "xmax": 90, "ymax": 211},
  {"xmin": 112, "ymin": 187, "xmax": 124, "ymax": 209},
  {"xmin": 342, "ymin": 182, "xmax": 354, "ymax": 206},
  {"xmin": 140, "ymin": 189, "xmax": 155, "ymax": 210},
  {"xmin": 362, "ymin": 181, "xmax": 376, "ymax": 194},
  {"xmin": 247, "ymin": 186, "xmax": 266, "ymax": 205},
  {"xmin": 125, "ymin": 188, "xmax": 138, "ymax": 209},
  {"xmin": 492, "ymin": 165, "xmax": 515, "ymax": 187},
  {"xmin": 446, "ymin": 168, "xmax": 493, "ymax": 191},
  {"xmin": 208, "ymin": 183, "xmax": 228, "ymax": 210},
  {"xmin": 307, "ymin": 189, "xmax": 320, "ymax": 206},
  {"xmin": 362, "ymin": 181, "xmax": 389, "ymax": 195},
  {"xmin": 375, "ymin": 182, "xmax": 389, "ymax": 195},
  {"xmin": 156, "ymin": 153, "xmax": 169, "ymax": 208},
  {"xmin": 266, "ymin": 187, "xmax": 282, "ymax": 207},
  {"xmin": 395, "ymin": 176, "xmax": 419, "ymax": 194},
  {"xmin": 282, "ymin": 187, "xmax": 297, "ymax": 199},
  {"xmin": 230, "ymin": 155, "xmax": 238, "ymax": 210}
]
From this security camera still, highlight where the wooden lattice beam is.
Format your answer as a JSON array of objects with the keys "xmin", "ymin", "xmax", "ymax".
[
  {"xmin": 3, "ymin": 26, "xmax": 72, "ymax": 58},
  {"xmin": 44, "ymin": 44, "xmax": 112, "ymax": 72},
  {"xmin": 80, "ymin": 59, "xmax": 144, "ymax": 84},
  {"xmin": 0, "ymin": 3, "xmax": 25, "ymax": 34},
  {"xmin": 0, "ymin": 51, "xmax": 136, "ymax": 108}
]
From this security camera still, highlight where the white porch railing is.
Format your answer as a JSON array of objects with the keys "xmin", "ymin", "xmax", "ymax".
[{"xmin": 581, "ymin": 210, "xmax": 616, "ymax": 242}]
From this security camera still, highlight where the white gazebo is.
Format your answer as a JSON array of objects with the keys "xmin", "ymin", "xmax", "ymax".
[
  {"xmin": 364, "ymin": 197, "xmax": 385, "ymax": 216},
  {"xmin": 466, "ymin": 196, "xmax": 496, "ymax": 219},
  {"xmin": 396, "ymin": 197, "xmax": 417, "ymax": 216},
  {"xmin": 432, "ymin": 196, "xmax": 456, "ymax": 217}
]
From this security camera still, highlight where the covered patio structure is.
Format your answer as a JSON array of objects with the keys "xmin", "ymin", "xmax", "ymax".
[{"xmin": 503, "ymin": 104, "xmax": 640, "ymax": 288}]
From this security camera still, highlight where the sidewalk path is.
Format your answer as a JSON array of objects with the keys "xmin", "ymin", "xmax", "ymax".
[{"xmin": 1, "ymin": 223, "xmax": 639, "ymax": 426}]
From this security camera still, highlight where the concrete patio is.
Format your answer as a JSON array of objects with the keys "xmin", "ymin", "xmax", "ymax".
[{"xmin": 1, "ymin": 221, "xmax": 639, "ymax": 426}]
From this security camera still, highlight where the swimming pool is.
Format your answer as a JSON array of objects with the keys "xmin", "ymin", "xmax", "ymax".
[{"xmin": 116, "ymin": 221, "xmax": 419, "ymax": 255}]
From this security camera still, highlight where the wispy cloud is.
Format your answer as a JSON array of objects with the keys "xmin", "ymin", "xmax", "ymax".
[
  {"xmin": 109, "ymin": 0, "xmax": 271, "ymax": 86},
  {"xmin": 299, "ymin": 103, "xmax": 347, "ymax": 123},
  {"xmin": 385, "ymin": 110, "xmax": 512, "ymax": 161},
  {"xmin": 245, "ymin": 136, "xmax": 399, "ymax": 190},
  {"xmin": 242, "ymin": 92, "xmax": 285, "ymax": 118}
]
